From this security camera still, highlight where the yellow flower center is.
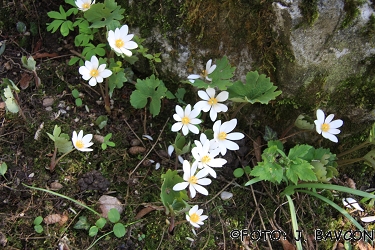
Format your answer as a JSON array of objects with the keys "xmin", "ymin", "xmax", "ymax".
[
  {"xmin": 76, "ymin": 140, "xmax": 84, "ymax": 149},
  {"xmin": 321, "ymin": 123, "xmax": 330, "ymax": 132},
  {"xmin": 201, "ymin": 155, "xmax": 211, "ymax": 164},
  {"xmin": 208, "ymin": 97, "xmax": 218, "ymax": 105},
  {"xmin": 218, "ymin": 132, "xmax": 227, "ymax": 140},
  {"xmin": 115, "ymin": 39, "xmax": 124, "ymax": 48},
  {"xmin": 188, "ymin": 175, "xmax": 198, "ymax": 184},
  {"xmin": 181, "ymin": 116, "xmax": 190, "ymax": 125},
  {"xmin": 90, "ymin": 69, "xmax": 99, "ymax": 77},
  {"xmin": 190, "ymin": 213, "xmax": 200, "ymax": 223},
  {"xmin": 82, "ymin": 3, "xmax": 90, "ymax": 9},
  {"xmin": 201, "ymin": 69, "xmax": 208, "ymax": 78}
]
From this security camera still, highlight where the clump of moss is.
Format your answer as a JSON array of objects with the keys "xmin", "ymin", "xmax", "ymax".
[
  {"xmin": 341, "ymin": 0, "xmax": 367, "ymax": 28},
  {"xmin": 298, "ymin": 0, "xmax": 319, "ymax": 27},
  {"xmin": 362, "ymin": 14, "xmax": 375, "ymax": 38}
]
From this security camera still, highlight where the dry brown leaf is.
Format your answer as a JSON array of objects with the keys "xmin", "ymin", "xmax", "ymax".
[
  {"xmin": 19, "ymin": 72, "xmax": 33, "ymax": 90},
  {"xmin": 345, "ymin": 177, "xmax": 356, "ymax": 189},
  {"xmin": 50, "ymin": 181, "xmax": 63, "ymax": 191},
  {"xmin": 44, "ymin": 214, "xmax": 62, "ymax": 225},
  {"xmin": 58, "ymin": 214, "xmax": 68, "ymax": 226},
  {"xmin": 128, "ymin": 146, "xmax": 146, "ymax": 155},
  {"xmin": 357, "ymin": 240, "xmax": 374, "ymax": 250}
]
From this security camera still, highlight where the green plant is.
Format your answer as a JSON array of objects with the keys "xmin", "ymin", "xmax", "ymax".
[
  {"xmin": 1, "ymin": 78, "xmax": 27, "ymax": 121},
  {"xmin": 21, "ymin": 56, "xmax": 41, "ymax": 88},
  {"xmin": 130, "ymin": 74, "xmax": 168, "ymax": 117},
  {"xmin": 23, "ymin": 184, "xmax": 137, "ymax": 249},
  {"xmin": 33, "ymin": 216, "xmax": 44, "ymax": 234},
  {"xmin": 0, "ymin": 162, "xmax": 8, "ymax": 181},
  {"xmin": 72, "ymin": 89, "xmax": 83, "ymax": 107},
  {"xmin": 101, "ymin": 133, "xmax": 115, "ymax": 150}
]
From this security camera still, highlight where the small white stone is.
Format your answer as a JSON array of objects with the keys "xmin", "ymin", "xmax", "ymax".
[{"xmin": 220, "ymin": 191, "xmax": 233, "ymax": 200}]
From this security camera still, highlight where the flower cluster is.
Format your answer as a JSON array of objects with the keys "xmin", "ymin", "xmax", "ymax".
[
  {"xmin": 170, "ymin": 65, "xmax": 245, "ymax": 228},
  {"xmin": 78, "ymin": 23, "xmax": 138, "ymax": 86}
]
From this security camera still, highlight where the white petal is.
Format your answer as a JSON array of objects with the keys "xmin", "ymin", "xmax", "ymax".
[
  {"xmin": 209, "ymin": 109, "xmax": 217, "ymax": 121},
  {"xmin": 316, "ymin": 109, "xmax": 325, "ymax": 123},
  {"xmin": 187, "ymin": 124, "xmax": 199, "ymax": 134},
  {"xmin": 119, "ymin": 25, "xmax": 129, "ymax": 35},
  {"xmin": 189, "ymin": 205, "xmax": 199, "ymax": 215},
  {"xmin": 125, "ymin": 41, "xmax": 138, "ymax": 50},
  {"xmin": 206, "ymin": 59, "xmax": 212, "ymax": 71},
  {"xmin": 328, "ymin": 128, "xmax": 341, "ymax": 135},
  {"xmin": 208, "ymin": 64, "xmax": 216, "ymax": 74},
  {"xmin": 329, "ymin": 119, "xmax": 343, "ymax": 129},
  {"xmin": 314, "ymin": 120, "xmax": 322, "ymax": 134},
  {"xmin": 100, "ymin": 69, "xmax": 112, "ymax": 78},
  {"xmin": 206, "ymin": 88, "xmax": 215, "ymax": 98},
  {"xmin": 342, "ymin": 198, "xmax": 364, "ymax": 211},
  {"xmin": 226, "ymin": 132, "xmax": 244, "ymax": 140},
  {"xmin": 189, "ymin": 185, "xmax": 197, "ymax": 198},
  {"xmin": 192, "ymin": 184, "xmax": 208, "ymax": 195},
  {"xmin": 168, "ymin": 145, "xmax": 174, "ymax": 156},
  {"xmin": 322, "ymin": 132, "xmax": 338, "ymax": 143},
  {"xmin": 171, "ymin": 122, "xmax": 183, "ymax": 132},
  {"xmin": 89, "ymin": 77, "xmax": 97, "ymax": 86},
  {"xmin": 194, "ymin": 101, "xmax": 210, "ymax": 112},
  {"xmin": 173, "ymin": 182, "xmax": 189, "ymax": 191},
  {"xmin": 361, "ymin": 216, "xmax": 375, "ymax": 223},
  {"xmin": 216, "ymin": 91, "xmax": 229, "ymax": 102},
  {"xmin": 182, "ymin": 125, "xmax": 189, "ymax": 135},
  {"xmin": 188, "ymin": 74, "xmax": 201, "ymax": 80},
  {"xmin": 197, "ymin": 90, "xmax": 210, "ymax": 100},
  {"xmin": 325, "ymin": 114, "xmax": 335, "ymax": 124},
  {"xmin": 222, "ymin": 119, "xmax": 237, "ymax": 133},
  {"xmin": 175, "ymin": 105, "xmax": 184, "ymax": 118},
  {"xmin": 221, "ymin": 140, "xmax": 240, "ymax": 151}
]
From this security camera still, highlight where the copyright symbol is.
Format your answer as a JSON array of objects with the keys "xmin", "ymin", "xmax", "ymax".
[{"xmin": 230, "ymin": 229, "xmax": 241, "ymax": 239}]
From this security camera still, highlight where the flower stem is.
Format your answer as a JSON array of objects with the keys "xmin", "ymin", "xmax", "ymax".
[
  {"xmin": 337, "ymin": 140, "xmax": 370, "ymax": 158},
  {"xmin": 231, "ymin": 102, "xmax": 248, "ymax": 120},
  {"xmin": 50, "ymin": 148, "xmax": 75, "ymax": 171}
]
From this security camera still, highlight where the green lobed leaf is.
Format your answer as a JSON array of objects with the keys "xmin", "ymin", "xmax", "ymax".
[
  {"xmin": 129, "ymin": 75, "xmax": 167, "ymax": 117},
  {"xmin": 295, "ymin": 114, "xmax": 314, "ymax": 130},
  {"xmin": 107, "ymin": 208, "xmax": 120, "ymax": 223},
  {"xmin": 250, "ymin": 161, "xmax": 284, "ymax": 184},
  {"xmin": 160, "ymin": 170, "xmax": 189, "ymax": 215},
  {"xmin": 55, "ymin": 137, "xmax": 73, "ymax": 153},
  {"xmin": 190, "ymin": 56, "xmax": 235, "ymax": 90},
  {"xmin": 47, "ymin": 11, "xmax": 65, "ymax": 20},
  {"xmin": 21, "ymin": 56, "xmax": 36, "ymax": 71},
  {"xmin": 285, "ymin": 161, "xmax": 317, "ymax": 185},
  {"xmin": 113, "ymin": 223, "xmax": 126, "ymax": 238},
  {"xmin": 288, "ymin": 144, "xmax": 313, "ymax": 160},
  {"xmin": 84, "ymin": 0, "xmax": 124, "ymax": 28},
  {"xmin": 47, "ymin": 20, "xmax": 65, "ymax": 33},
  {"xmin": 3, "ymin": 86, "xmax": 19, "ymax": 113},
  {"xmin": 108, "ymin": 71, "xmax": 127, "ymax": 97},
  {"xmin": 263, "ymin": 126, "xmax": 278, "ymax": 141},
  {"xmin": 227, "ymin": 71, "xmax": 282, "ymax": 104}
]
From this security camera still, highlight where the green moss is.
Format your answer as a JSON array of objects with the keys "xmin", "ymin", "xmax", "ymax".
[
  {"xmin": 341, "ymin": 0, "xmax": 367, "ymax": 28},
  {"xmin": 362, "ymin": 14, "xmax": 375, "ymax": 38},
  {"xmin": 298, "ymin": 0, "xmax": 319, "ymax": 27}
]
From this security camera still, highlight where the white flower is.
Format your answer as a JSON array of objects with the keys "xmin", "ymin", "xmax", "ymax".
[
  {"xmin": 186, "ymin": 205, "xmax": 208, "ymax": 228},
  {"xmin": 342, "ymin": 198, "xmax": 364, "ymax": 211},
  {"xmin": 194, "ymin": 88, "xmax": 228, "ymax": 121},
  {"xmin": 72, "ymin": 130, "xmax": 94, "ymax": 152},
  {"xmin": 173, "ymin": 160, "xmax": 212, "ymax": 198},
  {"xmin": 187, "ymin": 59, "xmax": 216, "ymax": 83},
  {"xmin": 171, "ymin": 104, "xmax": 201, "ymax": 135},
  {"xmin": 199, "ymin": 133, "xmax": 219, "ymax": 152},
  {"xmin": 191, "ymin": 140, "xmax": 227, "ymax": 178},
  {"xmin": 213, "ymin": 119, "xmax": 244, "ymax": 156},
  {"xmin": 79, "ymin": 56, "xmax": 112, "ymax": 86},
  {"xmin": 314, "ymin": 109, "xmax": 343, "ymax": 143},
  {"xmin": 75, "ymin": 0, "xmax": 95, "ymax": 11},
  {"xmin": 108, "ymin": 25, "xmax": 138, "ymax": 57}
]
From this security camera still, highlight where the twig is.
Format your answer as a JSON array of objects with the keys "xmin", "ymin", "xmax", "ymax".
[
  {"xmin": 123, "ymin": 118, "xmax": 146, "ymax": 148},
  {"xmin": 129, "ymin": 118, "xmax": 170, "ymax": 176}
]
